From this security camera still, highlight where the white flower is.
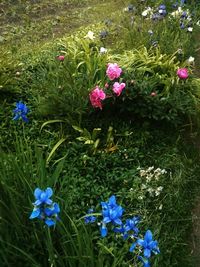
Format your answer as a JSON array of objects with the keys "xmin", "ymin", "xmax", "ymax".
[
  {"xmin": 142, "ymin": 7, "xmax": 152, "ymax": 17},
  {"xmin": 187, "ymin": 27, "xmax": 193, "ymax": 32},
  {"xmin": 187, "ymin": 56, "xmax": 195, "ymax": 64},
  {"xmin": 147, "ymin": 166, "xmax": 154, "ymax": 172},
  {"xmin": 100, "ymin": 47, "xmax": 107, "ymax": 54},
  {"xmin": 158, "ymin": 204, "xmax": 163, "ymax": 210},
  {"xmin": 138, "ymin": 196, "xmax": 144, "ymax": 200},
  {"xmin": 197, "ymin": 21, "xmax": 200, "ymax": 26},
  {"xmin": 84, "ymin": 31, "xmax": 95, "ymax": 40},
  {"xmin": 142, "ymin": 10, "xmax": 148, "ymax": 17},
  {"xmin": 161, "ymin": 169, "xmax": 167, "ymax": 174}
]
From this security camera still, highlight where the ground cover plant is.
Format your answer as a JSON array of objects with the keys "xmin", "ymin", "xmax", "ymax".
[{"xmin": 1, "ymin": 0, "xmax": 200, "ymax": 266}]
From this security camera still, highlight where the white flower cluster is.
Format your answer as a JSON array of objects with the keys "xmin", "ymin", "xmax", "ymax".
[{"xmin": 137, "ymin": 166, "xmax": 167, "ymax": 199}]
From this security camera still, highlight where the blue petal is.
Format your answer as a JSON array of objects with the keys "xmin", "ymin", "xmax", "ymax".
[
  {"xmin": 13, "ymin": 114, "xmax": 20, "ymax": 121},
  {"xmin": 45, "ymin": 219, "xmax": 55, "ymax": 227},
  {"xmin": 29, "ymin": 208, "xmax": 41, "ymax": 219},
  {"xmin": 45, "ymin": 198, "xmax": 53, "ymax": 205},
  {"xmin": 144, "ymin": 230, "xmax": 153, "ymax": 243},
  {"xmin": 101, "ymin": 226, "xmax": 107, "ymax": 237},
  {"xmin": 144, "ymin": 248, "xmax": 151, "ymax": 258},
  {"xmin": 137, "ymin": 239, "xmax": 145, "ymax": 247},
  {"xmin": 34, "ymin": 188, "xmax": 42, "ymax": 199},
  {"xmin": 109, "ymin": 195, "xmax": 116, "ymax": 207},
  {"xmin": 54, "ymin": 203, "xmax": 60, "ymax": 213},
  {"xmin": 21, "ymin": 114, "xmax": 29, "ymax": 123},
  {"xmin": 34, "ymin": 199, "xmax": 42, "ymax": 206},
  {"xmin": 45, "ymin": 187, "xmax": 53, "ymax": 198},
  {"xmin": 103, "ymin": 217, "xmax": 111, "ymax": 224},
  {"xmin": 114, "ymin": 218, "xmax": 122, "ymax": 225},
  {"xmin": 129, "ymin": 242, "xmax": 137, "ymax": 252}
]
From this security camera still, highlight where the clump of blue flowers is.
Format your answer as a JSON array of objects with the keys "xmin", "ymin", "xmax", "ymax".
[
  {"xmin": 29, "ymin": 187, "xmax": 60, "ymax": 227},
  {"xmin": 13, "ymin": 101, "xmax": 29, "ymax": 123},
  {"xmin": 84, "ymin": 195, "xmax": 160, "ymax": 267}
]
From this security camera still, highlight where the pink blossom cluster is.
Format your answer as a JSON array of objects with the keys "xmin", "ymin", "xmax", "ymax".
[
  {"xmin": 89, "ymin": 63, "xmax": 126, "ymax": 109},
  {"xmin": 106, "ymin": 63, "xmax": 122, "ymax": 80},
  {"xmin": 89, "ymin": 86, "xmax": 106, "ymax": 110}
]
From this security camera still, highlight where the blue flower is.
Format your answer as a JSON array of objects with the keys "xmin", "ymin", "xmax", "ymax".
[
  {"xmin": 130, "ymin": 230, "xmax": 160, "ymax": 258},
  {"xmin": 84, "ymin": 208, "xmax": 97, "ymax": 224},
  {"xmin": 124, "ymin": 216, "xmax": 140, "ymax": 235},
  {"xmin": 33, "ymin": 187, "xmax": 53, "ymax": 206},
  {"xmin": 29, "ymin": 206, "xmax": 42, "ymax": 219},
  {"xmin": 100, "ymin": 195, "xmax": 124, "ymax": 237},
  {"xmin": 138, "ymin": 256, "xmax": 150, "ymax": 267},
  {"xmin": 30, "ymin": 187, "xmax": 60, "ymax": 227},
  {"xmin": 100, "ymin": 223, "xmax": 108, "ymax": 237},
  {"xmin": 101, "ymin": 195, "xmax": 118, "ymax": 210},
  {"xmin": 44, "ymin": 202, "xmax": 60, "ymax": 227},
  {"xmin": 158, "ymin": 4, "xmax": 166, "ymax": 10},
  {"xmin": 13, "ymin": 101, "xmax": 29, "ymax": 123},
  {"xmin": 102, "ymin": 205, "xmax": 123, "ymax": 225}
]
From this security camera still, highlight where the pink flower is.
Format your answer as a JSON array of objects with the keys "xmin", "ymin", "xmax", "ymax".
[
  {"xmin": 177, "ymin": 68, "xmax": 188, "ymax": 79},
  {"xmin": 89, "ymin": 86, "xmax": 106, "ymax": 109},
  {"xmin": 57, "ymin": 55, "xmax": 65, "ymax": 61},
  {"xmin": 150, "ymin": 92, "xmax": 157, "ymax": 97},
  {"xmin": 106, "ymin": 63, "xmax": 122, "ymax": 80},
  {"xmin": 112, "ymin": 82, "xmax": 126, "ymax": 96}
]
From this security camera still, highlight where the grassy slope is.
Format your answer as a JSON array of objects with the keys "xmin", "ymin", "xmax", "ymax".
[{"xmin": 0, "ymin": 0, "xmax": 127, "ymax": 51}]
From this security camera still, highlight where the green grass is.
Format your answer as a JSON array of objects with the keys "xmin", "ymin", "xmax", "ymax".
[{"xmin": 1, "ymin": 1, "xmax": 200, "ymax": 266}]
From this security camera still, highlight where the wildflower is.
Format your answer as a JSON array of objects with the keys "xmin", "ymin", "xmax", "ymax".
[
  {"xmin": 124, "ymin": 216, "xmax": 140, "ymax": 235},
  {"xmin": 106, "ymin": 63, "xmax": 122, "ymax": 80},
  {"xmin": 89, "ymin": 86, "xmax": 106, "ymax": 109},
  {"xmin": 57, "ymin": 55, "xmax": 65, "ymax": 61},
  {"xmin": 130, "ymin": 230, "xmax": 160, "ymax": 258},
  {"xmin": 33, "ymin": 187, "xmax": 53, "ymax": 206},
  {"xmin": 177, "ymin": 68, "xmax": 188, "ymax": 79},
  {"xmin": 150, "ymin": 92, "xmax": 157, "ymax": 97},
  {"xmin": 84, "ymin": 31, "xmax": 95, "ymax": 40},
  {"xmin": 29, "ymin": 187, "xmax": 60, "ymax": 227},
  {"xmin": 187, "ymin": 56, "xmax": 194, "ymax": 64},
  {"xmin": 100, "ymin": 47, "xmax": 107, "ymax": 54},
  {"xmin": 112, "ymin": 82, "xmax": 126, "ymax": 96},
  {"xmin": 99, "ymin": 30, "xmax": 108, "ymax": 39},
  {"xmin": 187, "ymin": 27, "xmax": 193, "ymax": 32},
  {"xmin": 100, "ymin": 195, "xmax": 124, "ymax": 237},
  {"xmin": 84, "ymin": 208, "xmax": 97, "ymax": 224},
  {"xmin": 44, "ymin": 202, "xmax": 60, "ymax": 227},
  {"xmin": 13, "ymin": 101, "xmax": 29, "ymax": 123}
]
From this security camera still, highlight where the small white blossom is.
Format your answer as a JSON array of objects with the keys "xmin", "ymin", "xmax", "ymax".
[
  {"xmin": 187, "ymin": 56, "xmax": 195, "ymax": 64},
  {"xmin": 84, "ymin": 31, "xmax": 95, "ymax": 40},
  {"xmin": 100, "ymin": 47, "xmax": 107, "ymax": 54},
  {"xmin": 187, "ymin": 27, "xmax": 193, "ymax": 32}
]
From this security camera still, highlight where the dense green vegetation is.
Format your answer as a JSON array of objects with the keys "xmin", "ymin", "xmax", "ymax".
[{"xmin": 1, "ymin": 0, "xmax": 200, "ymax": 266}]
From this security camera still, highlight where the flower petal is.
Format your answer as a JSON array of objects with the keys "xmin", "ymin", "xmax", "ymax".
[
  {"xmin": 144, "ymin": 248, "xmax": 151, "ymax": 258},
  {"xmin": 34, "ymin": 188, "xmax": 42, "ymax": 199},
  {"xmin": 45, "ymin": 187, "xmax": 53, "ymax": 198}
]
